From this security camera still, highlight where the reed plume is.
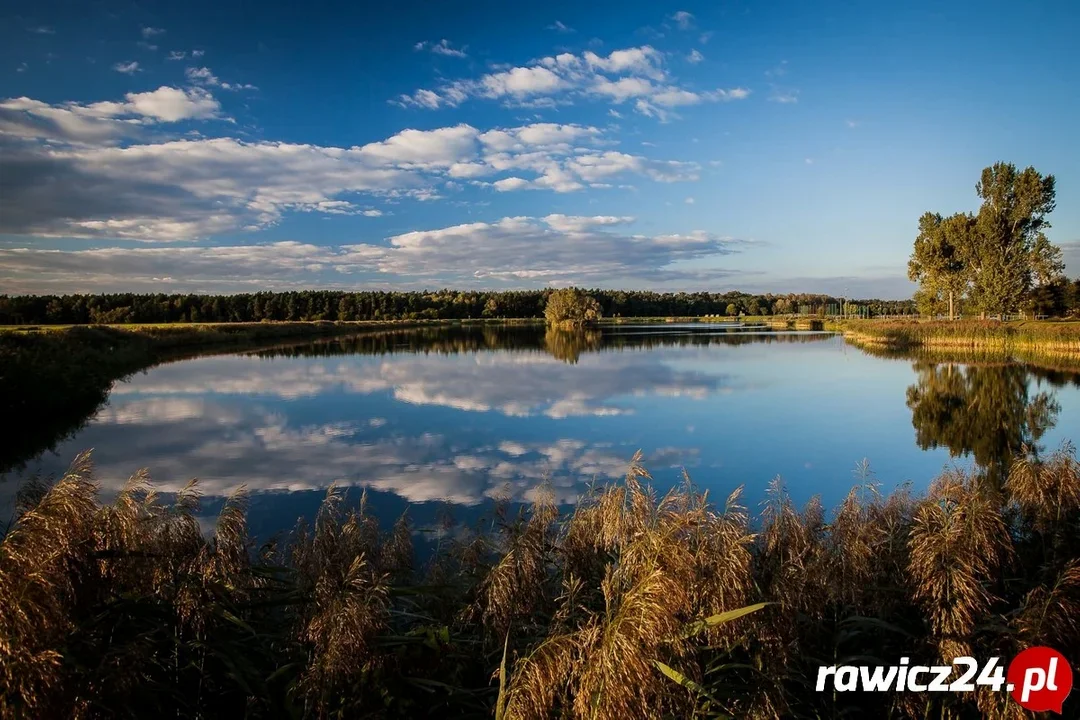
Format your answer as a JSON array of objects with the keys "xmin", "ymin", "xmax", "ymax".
[
  {"xmin": 2, "ymin": 444, "xmax": 1079, "ymax": 719},
  {"xmin": 907, "ymin": 468, "xmax": 1013, "ymax": 660}
]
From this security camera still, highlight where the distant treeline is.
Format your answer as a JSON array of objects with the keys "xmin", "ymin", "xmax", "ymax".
[{"xmin": 0, "ymin": 290, "xmax": 919, "ymax": 325}]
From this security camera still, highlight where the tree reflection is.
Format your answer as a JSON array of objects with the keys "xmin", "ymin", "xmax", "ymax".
[
  {"xmin": 543, "ymin": 328, "xmax": 602, "ymax": 364},
  {"xmin": 905, "ymin": 361, "xmax": 1061, "ymax": 485}
]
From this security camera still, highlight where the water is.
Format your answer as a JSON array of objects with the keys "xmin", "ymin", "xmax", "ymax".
[{"xmin": 5, "ymin": 324, "xmax": 1080, "ymax": 540}]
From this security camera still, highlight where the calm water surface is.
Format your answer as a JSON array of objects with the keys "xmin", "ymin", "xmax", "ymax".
[{"xmin": 6, "ymin": 325, "xmax": 1080, "ymax": 539}]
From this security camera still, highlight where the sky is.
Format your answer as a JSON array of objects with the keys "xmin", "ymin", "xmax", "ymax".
[{"xmin": 1, "ymin": 0, "xmax": 1078, "ymax": 298}]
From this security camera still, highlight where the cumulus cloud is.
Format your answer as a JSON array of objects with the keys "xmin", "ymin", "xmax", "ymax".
[
  {"xmin": 1, "ymin": 88, "xmax": 697, "ymax": 241},
  {"xmin": 141, "ymin": 27, "xmax": 165, "ymax": 38},
  {"xmin": 0, "ymin": 87, "xmax": 222, "ymax": 146},
  {"xmin": 0, "ymin": 215, "xmax": 743, "ymax": 291},
  {"xmin": 125, "ymin": 86, "xmax": 222, "ymax": 121},
  {"xmin": 687, "ymin": 49, "xmax": 704, "ymax": 64},
  {"xmin": 395, "ymin": 45, "xmax": 749, "ymax": 119},
  {"xmin": 113, "ymin": 61, "xmax": 141, "ymax": 74}
]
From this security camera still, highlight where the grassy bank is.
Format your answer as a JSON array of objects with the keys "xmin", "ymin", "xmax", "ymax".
[
  {"xmin": 2, "ymin": 448, "xmax": 1078, "ymax": 718},
  {"xmin": 838, "ymin": 318, "xmax": 1080, "ymax": 356},
  {"xmin": 0, "ymin": 322, "xmax": 429, "ymax": 474}
]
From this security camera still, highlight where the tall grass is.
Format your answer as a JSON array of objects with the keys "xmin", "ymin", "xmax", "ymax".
[
  {"xmin": 2, "ymin": 447, "xmax": 1080, "ymax": 718},
  {"xmin": 841, "ymin": 319, "xmax": 1080, "ymax": 355}
]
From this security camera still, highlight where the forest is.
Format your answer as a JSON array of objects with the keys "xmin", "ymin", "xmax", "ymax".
[{"xmin": 0, "ymin": 289, "xmax": 920, "ymax": 325}]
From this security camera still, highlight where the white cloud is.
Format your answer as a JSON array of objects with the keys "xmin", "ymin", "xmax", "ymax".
[
  {"xmin": 671, "ymin": 11, "xmax": 695, "ymax": 30},
  {"xmin": 396, "ymin": 45, "xmax": 746, "ymax": 119},
  {"xmin": 650, "ymin": 87, "xmax": 702, "ymax": 106},
  {"xmin": 592, "ymin": 76, "xmax": 656, "ymax": 102},
  {"xmin": 565, "ymin": 151, "xmax": 697, "ymax": 183},
  {"xmin": 192, "ymin": 49, "xmax": 205, "ymax": 58},
  {"xmin": 481, "ymin": 66, "xmax": 567, "ymax": 98},
  {"xmin": 167, "ymin": 50, "xmax": 187, "ymax": 60},
  {"xmin": 493, "ymin": 177, "xmax": 530, "ymax": 192},
  {"xmin": 0, "ymin": 214, "xmax": 744, "ymax": 292},
  {"xmin": 541, "ymin": 214, "xmax": 633, "ymax": 232},
  {"xmin": 687, "ymin": 49, "xmax": 704, "ymax": 64},
  {"xmin": 113, "ymin": 61, "xmax": 141, "ymax": 74},
  {"xmin": 30, "ymin": 26, "xmax": 55, "ymax": 34},
  {"xmin": 2, "ymin": 83, "xmax": 697, "ymax": 241},
  {"xmin": 357, "ymin": 123, "xmax": 479, "ymax": 168},
  {"xmin": 336, "ymin": 215, "xmax": 740, "ymax": 285},
  {"xmin": 770, "ymin": 90, "xmax": 799, "ymax": 104},
  {"xmin": 546, "ymin": 20, "xmax": 574, "ymax": 33},
  {"xmin": 124, "ymin": 86, "xmax": 221, "ymax": 121},
  {"xmin": 185, "ymin": 66, "xmax": 218, "ymax": 84},
  {"xmin": 0, "ymin": 87, "xmax": 222, "ymax": 145},
  {"xmin": 185, "ymin": 66, "xmax": 257, "ymax": 91},
  {"xmin": 711, "ymin": 87, "xmax": 751, "ymax": 101},
  {"xmin": 362, "ymin": 209, "xmax": 383, "ymax": 217},
  {"xmin": 685, "ymin": 196, "xmax": 695, "ymax": 204},
  {"xmin": 141, "ymin": 27, "xmax": 165, "ymax": 38},
  {"xmin": 584, "ymin": 46, "xmax": 665, "ymax": 79},
  {"xmin": 414, "ymin": 39, "xmax": 467, "ymax": 58}
]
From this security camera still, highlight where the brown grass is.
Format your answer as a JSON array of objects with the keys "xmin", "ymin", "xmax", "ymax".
[{"xmin": 1, "ymin": 445, "xmax": 1079, "ymax": 718}]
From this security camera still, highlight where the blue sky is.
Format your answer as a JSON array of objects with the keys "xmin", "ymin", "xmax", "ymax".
[{"xmin": 1, "ymin": 0, "xmax": 1077, "ymax": 297}]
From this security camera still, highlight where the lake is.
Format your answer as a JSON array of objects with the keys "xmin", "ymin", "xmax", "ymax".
[{"xmin": 5, "ymin": 324, "xmax": 1080, "ymax": 542}]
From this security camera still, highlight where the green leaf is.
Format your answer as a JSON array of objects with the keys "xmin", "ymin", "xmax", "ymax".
[
  {"xmin": 653, "ymin": 660, "xmax": 726, "ymax": 713},
  {"xmin": 681, "ymin": 602, "xmax": 770, "ymax": 639}
]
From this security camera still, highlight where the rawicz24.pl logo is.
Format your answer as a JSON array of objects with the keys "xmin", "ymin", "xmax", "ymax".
[{"xmin": 815, "ymin": 646, "xmax": 1073, "ymax": 714}]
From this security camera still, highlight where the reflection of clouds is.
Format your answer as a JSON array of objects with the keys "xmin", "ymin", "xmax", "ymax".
[
  {"xmin": 382, "ymin": 352, "xmax": 725, "ymax": 418},
  {"xmin": 13, "ymin": 345, "xmax": 724, "ymax": 509},
  {"xmin": 114, "ymin": 348, "xmax": 731, "ymax": 420},
  {"xmin": 97, "ymin": 398, "xmax": 233, "ymax": 425},
  {"xmin": 41, "ymin": 397, "xmax": 698, "ymax": 507},
  {"xmin": 112, "ymin": 356, "xmax": 390, "ymax": 399}
]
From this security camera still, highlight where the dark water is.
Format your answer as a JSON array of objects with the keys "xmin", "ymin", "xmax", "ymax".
[{"xmin": 5, "ymin": 324, "xmax": 1080, "ymax": 540}]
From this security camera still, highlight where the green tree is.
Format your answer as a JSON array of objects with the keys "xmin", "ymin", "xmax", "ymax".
[
  {"xmin": 543, "ymin": 288, "xmax": 602, "ymax": 327},
  {"xmin": 967, "ymin": 163, "xmax": 1062, "ymax": 316},
  {"xmin": 908, "ymin": 212, "xmax": 973, "ymax": 320},
  {"xmin": 909, "ymin": 163, "xmax": 1063, "ymax": 318}
]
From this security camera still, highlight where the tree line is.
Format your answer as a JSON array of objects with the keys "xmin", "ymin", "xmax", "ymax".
[
  {"xmin": 0, "ymin": 290, "xmax": 920, "ymax": 325},
  {"xmin": 908, "ymin": 162, "xmax": 1075, "ymax": 318}
]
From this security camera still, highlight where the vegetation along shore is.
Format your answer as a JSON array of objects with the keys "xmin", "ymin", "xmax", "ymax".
[
  {"xmin": 838, "ymin": 319, "xmax": 1080, "ymax": 356},
  {"xmin": 2, "ymin": 447, "xmax": 1078, "ymax": 718}
]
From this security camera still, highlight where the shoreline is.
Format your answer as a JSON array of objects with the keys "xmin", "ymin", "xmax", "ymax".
[{"xmin": 834, "ymin": 319, "xmax": 1080, "ymax": 358}]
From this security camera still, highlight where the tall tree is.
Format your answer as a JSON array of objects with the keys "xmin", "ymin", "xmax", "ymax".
[
  {"xmin": 967, "ymin": 163, "xmax": 1061, "ymax": 315},
  {"xmin": 908, "ymin": 211, "xmax": 973, "ymax": 320}
]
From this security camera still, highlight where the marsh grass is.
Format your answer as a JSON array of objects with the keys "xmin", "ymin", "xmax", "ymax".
[
  {"xmin": 841, "ymin": 319, "xmax": 1080, "ymax": 355},
  {"xmin": 2, "ymin": 447, "xmax": 1080, "ymax": 718}
]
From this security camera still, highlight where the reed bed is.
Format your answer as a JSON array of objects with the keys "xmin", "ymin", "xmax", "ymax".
[
  {"xmin": 841, "ymin": 319, "xmax": 1080, "ymax": 356},
  {"xmin": 2, "ymin": 447, "xmax": 1079, "ymax": 719}
]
